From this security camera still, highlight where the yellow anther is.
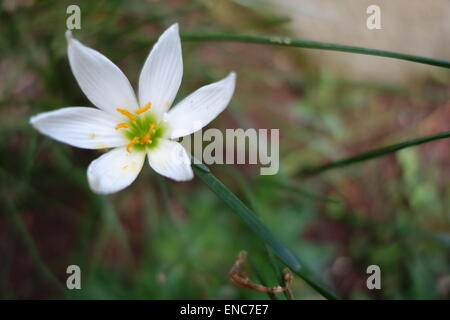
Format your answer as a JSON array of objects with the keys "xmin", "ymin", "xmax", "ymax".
[
  {"xmin": 140, "ymin": 123, "xmax": 156, "ymax": 145},
  {"xmin": 135, "ymin": 102, "xmax": 152, "ymax": 115},
  {"xmin": 115, "ymin": 122, "xmax": 131, "ymax": 130},
  {"xmin": 116, "ymin": 108, "xmax": 137, "ymax": 121},
  {"xmin": 126, "ymin": 136, "xmax": 139, "ymax": 153}
]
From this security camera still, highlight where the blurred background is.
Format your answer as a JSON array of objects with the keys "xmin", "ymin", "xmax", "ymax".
[{"xmin": 0, "ymin": 0, "xmax": 449, "ymax": 299}]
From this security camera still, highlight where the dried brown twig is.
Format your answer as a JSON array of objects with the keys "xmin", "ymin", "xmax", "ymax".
[{"xmin": 229, "ymin": 250, "xmax": 293, "ymax": 298}]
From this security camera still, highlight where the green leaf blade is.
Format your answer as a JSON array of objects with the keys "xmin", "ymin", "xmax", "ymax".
[
  {"xmin": 192, "ymin": 163, "xmax": 339, "ymax": 300},
  {"xmin": 301, "ymin": 130, "xmax": 450, "ymax": 176},
  {"xmin": 193, "ymin": 164, "xmax": 301, "ymax": 271},
  {"xmin": 182, "ymin": 33, "xmax": 450, "ymax": 69}
]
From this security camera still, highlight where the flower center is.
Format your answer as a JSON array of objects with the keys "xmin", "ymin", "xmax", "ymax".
[{"xmin": 115, "ymin": 103, "xmax": 166, "ymax": 152}]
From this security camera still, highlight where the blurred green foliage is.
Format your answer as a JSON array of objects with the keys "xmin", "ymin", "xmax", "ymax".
[{"xmin": 0, "ymin": 0, "xmax": 449, "ymax": 299}]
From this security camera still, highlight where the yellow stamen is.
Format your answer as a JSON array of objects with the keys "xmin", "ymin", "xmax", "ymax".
[
  {"xmin": 116, "ymin": 108, "xmax": 136, "ymax": 121},
  {"xmin": 126, "ymin": 136, "xmax": 139, "ymax": 153},
  {"xmin": 140, "ymin": 123, "xmax": 156, "ymax": 145},
  {"xmin": 115, "ymin": 122, "xmax": 131, "ymax": 130},
  {"xmin": 135, "ymin": 102, "xmax": 152, "ymax": 115}
]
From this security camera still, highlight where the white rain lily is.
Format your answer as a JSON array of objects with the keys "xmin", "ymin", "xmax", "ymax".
[{"xmin": 30, "ymin": 24, "xmax": 236, "ymax": 194}]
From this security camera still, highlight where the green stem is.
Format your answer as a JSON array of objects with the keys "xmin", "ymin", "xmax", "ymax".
[
  {"xmin": 192, "ymin": 163, "xmax": 338, "ymax": 300},
  {"xmin": 301, "ymin": 130, "xmax": 450, "ymax": 176},
  {"xmin": 181, "ymin": 33, "xmax": 450, "ymax": 69}
]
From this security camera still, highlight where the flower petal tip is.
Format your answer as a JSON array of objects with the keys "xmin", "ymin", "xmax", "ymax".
[
  {"xmin": 171, "ymin": 171, "xmax": 194, "ymax": 182},
  {"xmin": 169, "ymin": 23, "xmax": 179, "ymax": 32},
  {"xmin": 29, "ymin": 114, "xmax": 40, "ymax": 127},
  {"xmin": 65, "ymin": 30, "xmax": 73, "ymax": 43}
]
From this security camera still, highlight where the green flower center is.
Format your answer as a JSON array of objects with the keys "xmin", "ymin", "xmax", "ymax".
[{"xmin": 115, "ymin": 107, "xmax": 166, "ymax": 152}]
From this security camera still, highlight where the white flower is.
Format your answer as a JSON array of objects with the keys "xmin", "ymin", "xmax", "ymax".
[{"xmin": 30, "ymin": 24, "xmax": 236, "ymax": 194}]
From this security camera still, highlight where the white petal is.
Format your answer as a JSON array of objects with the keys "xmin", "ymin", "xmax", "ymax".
[
  {"xmin": 87, "ymin": 147, "xmax": 145, "ymax": 194},
  {"xmin": 138, "ymin": 24, "xmax": 183, "ymax": 118},
  {"xmin": 66, "ymin": 31, "xmax": 139, "ymax": 114},
  {"xmin": 165, "ymin": 72, "xmax": 236, "ymax": 139},
  {"xmin": 30, "ymin": 107, "xmax": 127, "ymax": 149},
  {"xmin": 147, "ymin": 139, "xmax": 193, "ymax": 181}
]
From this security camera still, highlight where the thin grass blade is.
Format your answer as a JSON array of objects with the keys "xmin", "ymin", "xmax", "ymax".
[
  {"xmin": 182, "ymin": 33, "xmax": 450, "ymax": 69},
  {"xmin": 192, "ymin": 162, "xmax": 338, "ymax": 300},
  {"xmin": 301, "ymin": 130, "xmax": 450, "ymax": 176}
]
